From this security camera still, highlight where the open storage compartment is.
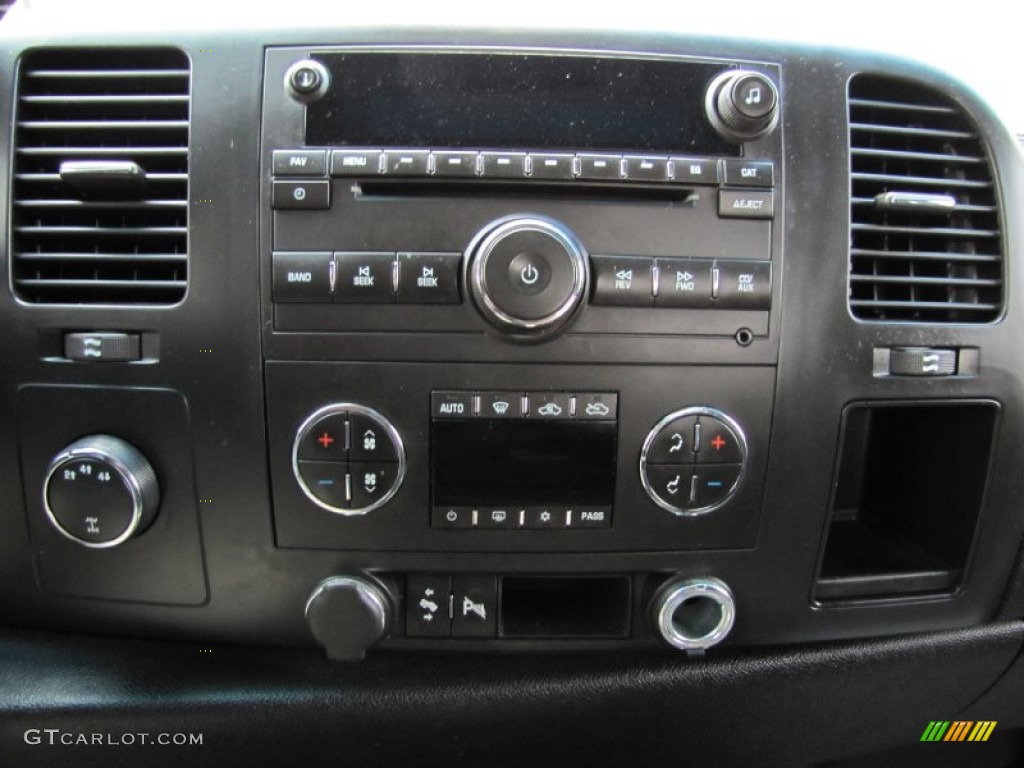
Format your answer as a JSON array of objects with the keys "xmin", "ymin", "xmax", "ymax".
[{"xmin": 814, "ymin": 401, "xmax": 998, "ymax": 601}]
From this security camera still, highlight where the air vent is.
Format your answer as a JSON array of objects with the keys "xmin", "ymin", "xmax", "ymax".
[
  {"xmin": 848, "ymin": 74, "xmax": 1002, "ymax": 322},
  {"xmin": 11, "ymin": 48, "xmax": 190, "ymax": 304}
]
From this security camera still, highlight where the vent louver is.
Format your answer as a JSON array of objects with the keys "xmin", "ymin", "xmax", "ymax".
[
  {"xmin": 848, "ymin": 74, "xmax": 1002, "ymax": 322},
  {"xmin": 11, "ymin": 48, "xmax": 190, "ymax": 304}
]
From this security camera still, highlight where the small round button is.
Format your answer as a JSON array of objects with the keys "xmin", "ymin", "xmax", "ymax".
[
  {"xmin": 285, "ymin": 59, "xmax": 330, "ymax": 102},
  {"xmin": 732, "ymin": 73, "xmax": 777, "ymax": 119},
  {"xmin": 507, "ymin": 252, "xmax": 552, "ymax": 296},
  {"xmin": 468, "ymin": 215, "xmax": 588, "ymax": 338}
]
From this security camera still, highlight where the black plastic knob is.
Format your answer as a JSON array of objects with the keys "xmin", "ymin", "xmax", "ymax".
[
  {"xmin": 285, "ymin": 59, "xmax": 330, "ymax": 103},
  {"xmin": 43, "ymin": 435, "xmax": 159, "ymax": 548},
  {"xmin": 706, "ymin": 70, "xmax": 779, "ymax": 142},
  {"xmin": 467, "ymin": 215, "xmax": 588, "ymax": 339},
  {"xmin": 305, "ymin": 575, "xmax": 393, "ymax": 661}
]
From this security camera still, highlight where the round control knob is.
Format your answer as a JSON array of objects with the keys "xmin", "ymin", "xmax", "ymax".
[
  {"xmin": 292, "ymin": 403, "xmax": 406, "ymax": 516},
  {"xmin": 285, "ymin": 59, "xmax": 330, "ymax": 102},
  {"xmin": 640, "ymin": 406, "xmax": 747, "ymax": 516},
  {"xmin": 467, "ymin": 215, "xmax": 588, "ymax": 339},
  {"xmin": 705, "ymin": 70, "xmax": 779, "ymax": 142},
  {"xmin": 306, "ymin": 575, "xmax": 392, "ymax": 661},
  {"xmin": 43, "ymin": 435, "xmax": 159, "ymax": 548},
  {"xmin": 651, "ymin": 576, "xmax": 736, "ymax": 651}
]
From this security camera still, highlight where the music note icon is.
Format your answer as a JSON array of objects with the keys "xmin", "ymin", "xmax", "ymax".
[{"xmin": 744, "ymin": 86, "xmax": 762, "ymax": 106}]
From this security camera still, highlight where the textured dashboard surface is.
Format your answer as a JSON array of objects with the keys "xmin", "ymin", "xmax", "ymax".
[{"xmin": 2, "ymin": 623, "xmax": 1023, "ymax": 767}]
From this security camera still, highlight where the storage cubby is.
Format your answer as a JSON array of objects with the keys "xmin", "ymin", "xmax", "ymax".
[{"xmin": 814, "ymin": 402, "xmax": 998, "ymax": 601}]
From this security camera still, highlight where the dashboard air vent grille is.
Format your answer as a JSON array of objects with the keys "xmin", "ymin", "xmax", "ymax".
[
  {"xmin": 11, "ymin": 48, "xmax": 190, "ymax": 304},
  {"xmin": 848, "ymin": 74, "xmax": 1002, "ymax": 322}
]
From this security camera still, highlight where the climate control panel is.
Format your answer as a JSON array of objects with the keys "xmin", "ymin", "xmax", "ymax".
[{"xmin": 292, "ymin": 403, "xmax": 406, "ymax": 515}]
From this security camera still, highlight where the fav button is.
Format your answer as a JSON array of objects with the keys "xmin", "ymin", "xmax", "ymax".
[{"xmin": 273, "ymin": 149, "xmax": 327, "ymax": 177}]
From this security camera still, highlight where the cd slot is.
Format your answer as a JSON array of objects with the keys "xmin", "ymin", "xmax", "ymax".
[{"xmin": 354, "ymin": 180, "xmax": 698, "ymax": 204}]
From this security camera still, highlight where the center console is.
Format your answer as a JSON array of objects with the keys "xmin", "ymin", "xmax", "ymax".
[{"xmin": 261, "ymin": 46, "xmax": 782, "ymax": 656}]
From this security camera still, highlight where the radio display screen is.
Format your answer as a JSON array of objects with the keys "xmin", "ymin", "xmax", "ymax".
[
  {"xmin": 306, "ymin": 52, "xmax": 737, "ymax": 154},
  {"xmin": 431, "ymin": 419, "xmax": 617, "ymax": 507}
]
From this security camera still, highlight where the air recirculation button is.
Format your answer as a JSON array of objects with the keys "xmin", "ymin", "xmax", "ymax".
[
  {"xmin": 293, "ymin": 404, "xmax": 406, "ymax": 516},
  {"xmin": 639, "ymin": 407, "xmax": 747, "ymax": 515}
]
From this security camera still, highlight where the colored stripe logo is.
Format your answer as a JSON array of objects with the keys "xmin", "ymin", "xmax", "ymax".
[{"xmin": 920, "ymin": 721, "xmax": 997, "ymax": 742}]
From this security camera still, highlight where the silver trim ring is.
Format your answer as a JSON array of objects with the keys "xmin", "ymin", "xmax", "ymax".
[
  {"xmin": 467, "ymin": 215, "xmax": 588, "ymax": 335},
  {"xmin": 292, "ymin": 403, "xmax": 407, "ymax": 517},
  {"xmin": 655, "ymin": 577, "xmax": 736, "ymax": 651},
  {"xmin": 42, "ymin": 437, "xmax": 152, "ymax": 549},
  {"xmin": 639, "ymin": 406, "xmax": 748, "ymax": 517}
]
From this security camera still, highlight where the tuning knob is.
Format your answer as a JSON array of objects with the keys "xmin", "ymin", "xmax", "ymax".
[
  {"xmin": 43, "ymin": 435, "xmax": 159, "ymax": 549},
  {"xmin": 705, "ymin": 70, "xmax": 779, "ymax": 142},
  {"xmin": 467, "ymin": 215, "xmax": 588, "ymax": 339},
  {"xmin": 305, "ymin": 575, "xmax": 393, "ymax": 661}
]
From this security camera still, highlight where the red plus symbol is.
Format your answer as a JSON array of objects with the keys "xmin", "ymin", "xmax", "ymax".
[
  {"xmin": 317, "ymin": 432, "xmax": 335, "ymax": 448},
  {"xmin": 711, "ymin": 435, "xmax": 727, "ymax": 451}
]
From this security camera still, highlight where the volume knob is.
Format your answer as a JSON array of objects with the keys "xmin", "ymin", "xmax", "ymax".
[
  {"xmin": 706, "ymin": 70, "xmax": 779, "ymax": 143},
  {"xmin": 43, "ymin": 435, "xmax": 160, "ymax": 548}
]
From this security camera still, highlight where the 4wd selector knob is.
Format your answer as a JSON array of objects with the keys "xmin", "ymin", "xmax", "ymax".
[
  {"xmin": 705, "ymin": 70, "xmax": 779, "ymax": 142},
  {"xmin": 43, "ymin": 435, "xmax": 160, "ymax": 548},
  {"xmin": 467, "ymin": 215, "xmax": 588, "ymax": 339}
]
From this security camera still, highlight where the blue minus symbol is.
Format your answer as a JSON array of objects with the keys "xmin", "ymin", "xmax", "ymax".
[
  {"xmin": 707, "ymin": 481, "xmax": 724, "ymax": 488},
  {"xmin": 317, "ymin": 479, "xmax": 335, "ymax": 486}
]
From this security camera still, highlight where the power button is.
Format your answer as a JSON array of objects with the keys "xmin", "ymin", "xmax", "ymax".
[{"xmin": 508, "ymin": 252, "xmax": 551, "ymax": 295}]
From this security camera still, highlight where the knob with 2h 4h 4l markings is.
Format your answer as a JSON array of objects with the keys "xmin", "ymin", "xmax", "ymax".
[{"xmin": 43, "ymin": 435, "xmax": 160, "ymax": 548}]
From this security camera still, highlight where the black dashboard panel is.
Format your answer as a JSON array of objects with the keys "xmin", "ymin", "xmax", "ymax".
[{"xmin": 2, "ymin": 4, "xmax": 1024, "ymax": 763}]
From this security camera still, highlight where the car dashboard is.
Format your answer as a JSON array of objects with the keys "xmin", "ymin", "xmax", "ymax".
[{"xmin": 2, "ymin": 2, "xmax": 1024, "ymax": 766}]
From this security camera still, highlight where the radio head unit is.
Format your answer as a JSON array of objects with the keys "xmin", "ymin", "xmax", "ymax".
[{"xmin": 262, "ymin": 46, "xmax": 781, "ymax": 345}]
